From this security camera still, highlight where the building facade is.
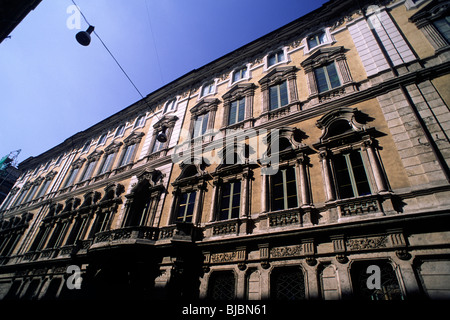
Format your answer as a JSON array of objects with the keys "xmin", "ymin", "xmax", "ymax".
[{"xmin": 0, "ymin": 0, "xmax": 450, "ymax": 301}]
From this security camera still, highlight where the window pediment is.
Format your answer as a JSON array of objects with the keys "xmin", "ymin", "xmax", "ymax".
[
  {"xmin": 258, "ymin": 66, "xmax": 298, "ymax": 87},
  {"xmin": 409, "ymin": 0, "xmax": 449, "ymax": 27},
  {"xmin": 301, "ymin": 46, "xmax": 346, "ymax": 70},
  {"xmin": 153, "ymin": 115, "xmax": 178, "ymax": 131},
  {"xmin": 190, "ymin": 98, "xmax": 220, "ymax": 117},
  {"xmin": 222, "ymin": 83, "xmax": 256, "ymax": 102},
  {"xmin": 104, "ymin": 141, "xmax": 123, "ymax": 154},
  {"xmin": 123, "ymin": 131, "xmax": 145, "ymax": 146}
]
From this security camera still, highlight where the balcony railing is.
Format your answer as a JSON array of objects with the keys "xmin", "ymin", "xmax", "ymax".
[{"xmin": 90, "ymin": 226, "xmax": 159, "ymax": 250}]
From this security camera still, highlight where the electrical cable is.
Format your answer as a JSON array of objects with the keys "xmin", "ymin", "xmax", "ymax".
[{"xmin": 70, "ymin": 0, "xmax": 161, "ymax": 118}]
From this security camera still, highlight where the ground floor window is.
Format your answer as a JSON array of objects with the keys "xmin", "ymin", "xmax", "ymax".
[
  {"xmin": 208, "ymin": 271, "xmax": 235, "ymax": 300},
  {"xmin": 270, "ymin": 267, "xmax": 306, "ymax": 300},
  {"xmin": 350, "ymin": 260, "xmax": 404, "ymax": 300}
]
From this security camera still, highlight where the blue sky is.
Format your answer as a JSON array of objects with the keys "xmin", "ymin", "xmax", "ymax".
[{"xmin": 0, "ymin": 0, "xmax": 328, "ymax": 165}]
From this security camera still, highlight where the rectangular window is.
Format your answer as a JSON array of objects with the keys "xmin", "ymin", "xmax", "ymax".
[
  {"xmin": 65, "ymin": 167, "xmax": 80, "ymax": 187},
  {"xmin": 333, "ymin": 150, "xmax": 372, "ymax": 199},
  {"xmin": 314, "ymin": 62, "xmax": 341, "ymax": 93},
  {"xmin": 81, "ymin": 161, "xmax": 96, "ymax": 181},
  {"xmin": 268, "ymin": 50, "xmax": 285, "ymax": 66},
  {"xmin": 307, "ymin": 31, "xmax": 328, "ymax": 49},
  {"xmin": 233, "ymin": 67, "xmax": 248, "ymax": 82},
  {"xmin": 24, "ymin": 184, "xmax": 39, "ymax": 203},
  {"xmin": 120, "ymin": 144, "xmax": 136, "ymax": 166},
  {"xmin": 164, "ymin": 99, "xmax": 177, "ymax": 113},
  {"xmin": 36, "ymin": 179, "xmax": 52, "ymax": 198},
  {"xmin": 433, "ymin": 16, "xmax": 450, "ymax": 43},
  {"xmin": 272, "ymin": 166, "xmax": 298, "ymax": 211},
  {"xmin": 99, "ymin": 153, "xmax": 115, "ymax": 174},
  {"xmin": 228, "ymin": 98, "xmax": 245, "ymax": 125},
  {"xmin": 176, "ymin": 191, "xmax": 197, "ymax": 223},
  {"xmin": 269, "ymin": 81, "xmax": 289, "ymax": 110},
  {"xmin": 219, "ymin": 181, "xmax": 241, "ymax": 220},
  {"xmin": 201, "ymin": 82, "xmax": 215, "ymax": 97},
  {"xmin": 193, "ymin": 113, "xmax": 209, "ymax": 138},
  {"xmin": 152, "ymin": 135, "xmax": 165, "ymax": 153}
]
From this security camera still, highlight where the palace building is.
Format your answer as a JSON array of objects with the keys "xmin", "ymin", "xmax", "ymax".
[{"xmin": 1, "ymin": 0, "xmax": 449, "ymax": 300}]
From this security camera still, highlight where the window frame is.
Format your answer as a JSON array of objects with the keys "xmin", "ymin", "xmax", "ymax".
[
  {"xmin": 267, "ymin": 49, "xmax": 287, "ymax": 68},
  {"xmin": 332, "ymin": 150, "xmax": 373, "ymax": 199},
  {"xmin": 114, "ymin": 125, "xmax": 125, "ymax": 138},
  {"xmin": 201, "ymin": 81, "xmax": 216, "ymax": 98},
  {"xmin": 269, "ymin": 80, "xmax": 289, "ymax": 111},
  {"xmin": 232, "ymin": 65, "xmax": 249, "ymax": 84},
  {"xmin": 270, "ymin": 165, "xmax": 299, "ymax": 211},
  {"xmin": 314, "ymin": 61, "xmax": 342, "ymax": 93},
  {"xmin": 218, "ymin": 180, "xmax": 241, "ymax": 221}
]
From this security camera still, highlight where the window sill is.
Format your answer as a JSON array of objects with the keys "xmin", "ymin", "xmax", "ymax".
[
  {"xmin": 310, "ymin": 82, "xmax": 357, "ymax": 105},
  {"xmin": 259, "ymin": 101, "xmax": 300, "ymax": 123}
]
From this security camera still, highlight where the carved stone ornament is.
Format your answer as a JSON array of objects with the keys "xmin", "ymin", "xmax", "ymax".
[
  {"xmin": 336, "ymin": 254, "xmax": 349, "ymax": 264},
  {"xmin": 210, "ymin": 251, "xmax": 237, "ymax": 263},
  {"xmin": 395, "ymin": 249, "xmax": 412, "ymax": 261},
  {"xmin": 270, "ymin": 245, "xmax": 303, "ymax": 258},
  {"xmin": 346, "ymin": 236, "xmax": 388, "ymax": 251}
]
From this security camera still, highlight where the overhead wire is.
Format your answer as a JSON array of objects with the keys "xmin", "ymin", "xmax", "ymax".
[{"xmin": 70, "ymin": 0, "xmax": 161, "ymax": 118}]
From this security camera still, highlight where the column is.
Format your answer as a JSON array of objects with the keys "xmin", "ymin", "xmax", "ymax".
[
  {"xmin": 240, "ymin": 171, "xmax": 250, "ymax": 218},
  {"xmin": 364, "ymin": 140, "xmax": 388, "ymax": 193},
  {"xmin": 296, "ymin": 154, "xmax": 311, "ymax": 206},
  {"xmin": 306, "ymin": 69, "xmax": 318, "ymax": 96},
  {"xmin": 209, "ymin": 179, "xmax": 219, "ymax": 222},
  {"xmin": 260, "ymin": 172, "xmax": 268, "ymax": 213},
  {"xmin": 319, "ymin": 150, "xmax": 336, "ymax": 202}
]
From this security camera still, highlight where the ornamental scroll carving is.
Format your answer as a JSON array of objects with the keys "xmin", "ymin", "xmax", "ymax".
[
  {"xmin": 346, "ymin": 236, "xmax": 387, "ymax": 251},
  {"xmin": 210, "ymin": 251, "xmax": 237, "ymax": 263},
  {"xmin": 270, "ymin": 245, "xmax": 303, "ymax": 258}
]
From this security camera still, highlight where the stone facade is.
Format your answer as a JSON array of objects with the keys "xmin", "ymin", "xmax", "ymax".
[{"xmin": 0, "ymin": 0, "xmax": 450, "ymax": 301}]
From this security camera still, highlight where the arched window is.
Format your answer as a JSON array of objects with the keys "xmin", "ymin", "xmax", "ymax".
[
  {"xmin": 169, "ymin": 162, "xmax": 208, "ymax": 225},
  {"xmin": 314, "ymin": 108, "xmax": 389, "ymax": 209},
  {"xmin": 122, "ymin": 170, "xmax": 164, "ymax": 227}
]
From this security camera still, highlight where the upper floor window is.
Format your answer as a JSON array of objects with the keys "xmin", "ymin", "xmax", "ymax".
[
  {"xmin": 149, "ymin": 115, "xmax": 178, "ymax": 155},
  {"xmin": 271, "ymin": 166, "xmax": 298, "ymax": 211},
  {"xmin": 64, "ymin": 167, "xmax": 80, "ymax": 187},
  {"xmin": 193, "ymin": 113, "xmax": 209, "ymax": 138},
  {"xmin": 134, "ymin": 115, "xmax": 145, "ymax": 129},
  {"xmin": 218, "ymin": 180, "xmax": 241, "ymax": 220},
  {"xmin": 268, "ymin": 49, "xmax": 285, "ymax": 67},
  {"xmin": 98, "ymin": 134, "xmax": 107, "ymax": 146},
  {"xmin": 307, "ymin": 30, "xmax": 328, "ymax": 49},
  {"xmin": 232, "ymin": 66, "xmax": 248, "ymax": 83},
  {"xmin": 81, "ymin": 160, "xmax": 97, "ymax": 181},
  {"xmin": 201, "ymin": 81, "xmax": 215, "ymax": 97},
  {"xmin": 333, "ymin": 150, "xmax": 372, "ymax": 199},
  {"xmin": 119, "ymin": 144, "xmax": 137, "ymax": 167},
  {"xmin": 175, "ymin": 191, "xmax": 196, "ymax": 223},
  {"xmin": 81, "ymin": 141, "xmax": 91, "ymax": 153},
  {"xmin": 228, "ymin": 98, "xmax": 245, "ymax": 125},
  {"xmin": 433, "ymin": 16, "xmax": 450, "ymax": 43},
  {"xmin": 115, "ymin": 125, "xmax": 125, "ymax": 138},
  {"xmin": 164, "ymin": 99, "xmax": 177, "ymax": 113},
  {"xmin": 99, "ymin": 153, "xmax": 115, "ymax": 175},
  {"xmin": 259, "ymin": 66, "xmax": 298, "ymax": 115},
  {"xmin": 269, "ymin": 80, "xmax": 289, "ymax": 110},
  {"xmin": 314, "ymin": 62, "xmax": 341, "ymax": 93}
]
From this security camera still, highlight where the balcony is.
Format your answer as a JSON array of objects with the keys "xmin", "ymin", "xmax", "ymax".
[{"xmin": 89, "ymin": 226, "xmax": 159, "ymax": 251}]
